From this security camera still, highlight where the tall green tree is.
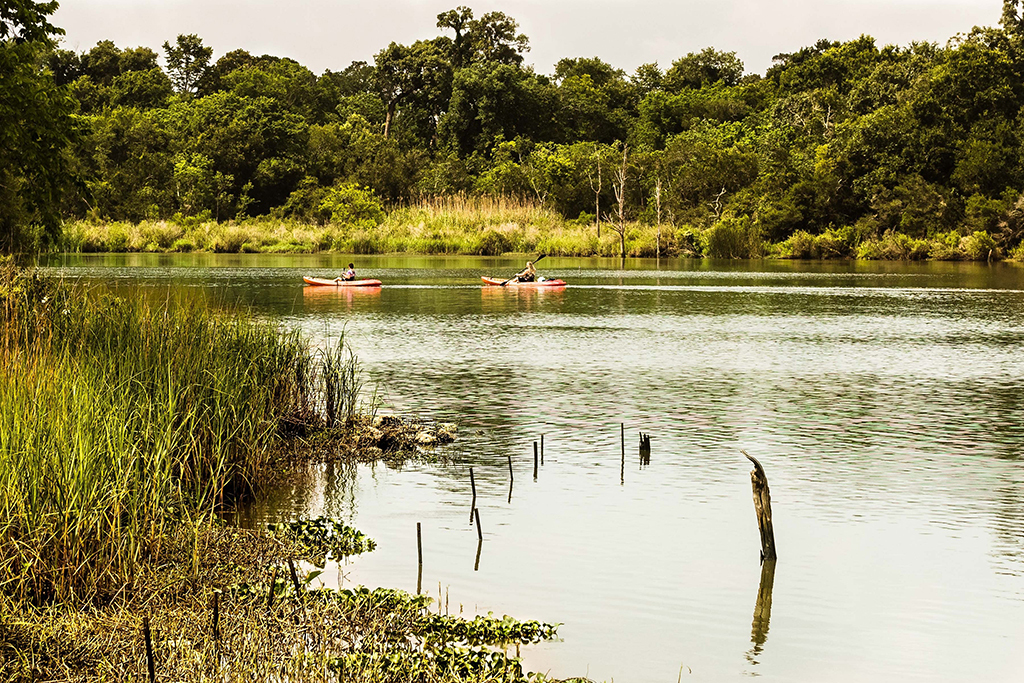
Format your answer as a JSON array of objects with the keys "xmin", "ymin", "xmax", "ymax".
[
  {"xmin": 162, "ymin": 33, "xmax": 212, "ymax": 95},
  {"xmin": 0, "ymin": 0, "xmax": 75, "ymax": 252}
]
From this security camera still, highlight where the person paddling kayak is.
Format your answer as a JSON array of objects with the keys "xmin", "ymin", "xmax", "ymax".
[
  {"xmin": 335, "ymin": 263, "xmax": 356, "ymax": 282},
  {"xmin": 512, "ymin": 260, "xmax": 537, "ymax": 283}
]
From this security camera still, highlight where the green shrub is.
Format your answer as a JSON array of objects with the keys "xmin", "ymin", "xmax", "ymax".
[
  {"xmin": 960, "ymin": 231, "xmax": 998, "ymax": 260},
  {"xmin": 704, "ymin": 215, "xmax": 763, "ymax": 258},
  {"xmin": 474, "ymin": 228, "xmax": 512, "ymax": 256},
  {"xmin": 170, "ymin": 237, "xmax": 195, "ymax": 252},
  {"xmin": 320, "ymin": 184, "xmax": 385, "ymax": 228},
  {"xmin": 776, "ymin": 230, "xmax": 816, "ymax": 258}
]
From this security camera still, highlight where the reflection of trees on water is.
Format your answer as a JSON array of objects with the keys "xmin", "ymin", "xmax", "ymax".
[{"xmin": 745, "ymin": 559, "xmax": 777, "ymax": 670}]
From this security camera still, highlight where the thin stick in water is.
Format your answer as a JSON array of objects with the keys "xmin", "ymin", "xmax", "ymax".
[
  {"xmin": 621, "ymin": 422, "xmax": 625, "ymax": 485},
  {"xmin": 417, "ymin": 522, "xmax": 424, "ymax": 594},
  {"xmin": 211, "ymin": 590, "xmax": 220, "ymax": 642},
  {"xmin": 143, "ymin": 615, "xmax": 155, "ymax": 683},
  {"xmin": 469, "ymin": 467, "xmax": 477, "ymax": 523}
]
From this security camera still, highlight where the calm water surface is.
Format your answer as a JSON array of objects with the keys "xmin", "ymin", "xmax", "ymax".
[{"xmin": 43, "ymin": 254, "xmax": 1024, "ymax": 682}]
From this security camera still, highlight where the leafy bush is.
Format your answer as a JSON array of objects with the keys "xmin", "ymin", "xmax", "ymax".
[
  {"xmin": 960, "ymin": 231, "xmax": 997, "ymax": 260},
  {"xmin": 704, "ymin": 215, "xmax": 763, "ymax": 258},
  {"xmin": 320, "ymin": 183, "xmax": 385, "ymax": 228}
]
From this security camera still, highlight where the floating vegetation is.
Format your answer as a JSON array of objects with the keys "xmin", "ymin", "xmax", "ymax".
[
  {"xmin": 1, "ymin": 521, "xmax": 559, "ymax": 682},
  {"xmin": 268, "ymin": 516, "xmax": 377, "ymax": 564}
]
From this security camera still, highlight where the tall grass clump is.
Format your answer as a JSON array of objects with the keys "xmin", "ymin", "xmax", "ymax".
[{"xmin": 0, "ymin": 260, "xmax": 356, "ymax": 604}]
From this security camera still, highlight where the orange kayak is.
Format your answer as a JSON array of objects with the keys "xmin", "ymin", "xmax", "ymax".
[
  {"xmin": 303, "ymin": 276, "xmax": 382, "ymax": 287},
  {"xmin": 481, "ymin": 276, "xmax": 567, "ymax": 287}
]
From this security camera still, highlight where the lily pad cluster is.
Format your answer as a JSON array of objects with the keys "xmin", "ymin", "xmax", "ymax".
[{"xmin": 268, "ymin": 516, "xmax": 377, "ymax": 565}]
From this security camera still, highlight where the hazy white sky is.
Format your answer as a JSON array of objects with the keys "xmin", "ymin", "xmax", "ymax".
[{"xmin": 54, "ymin": 0, "xmax": 1001, "ymax": 76}]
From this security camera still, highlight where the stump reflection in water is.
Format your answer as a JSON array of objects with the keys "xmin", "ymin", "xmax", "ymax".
[{"xmin": 746, "ymin": 558, "xmax": 777, "ymax": 667}]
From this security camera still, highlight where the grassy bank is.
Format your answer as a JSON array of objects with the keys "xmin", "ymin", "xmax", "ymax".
[
  {"xmin": 0, "ymin": 259, "xmax": 366, "ymax": 603},
  {"xmin": 0, "ymin": 262, "xmax": 564, "ymax": 681},
  {"xmin": 58, "ymin": 197, "xmax": 1017, "ymax": 261}
]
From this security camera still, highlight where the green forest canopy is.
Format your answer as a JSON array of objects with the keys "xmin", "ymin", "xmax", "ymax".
[{"xmin": 8, "ymin": 1, "xmax": 1024, "ymax": 253}]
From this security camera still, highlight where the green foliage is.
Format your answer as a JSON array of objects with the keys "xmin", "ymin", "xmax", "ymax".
[
  {"xmin": 664, "ymin": 47, "xmax": 744, "ymax": 91},
  {"xmin": 704, "ymin": 215, "xmax": 763, "ymax": 258},
  {"xmin": 268, "ymin": 517, "xmax": 376, "ymax": 564},
  {"xmin": 18, "ymin": 6, "xmax": 1024, "ymax": 259},
  {"xmin": 0, "ymin": 263, "xmax": 369, "ymax": 600},
  {"xmin": 320, "ymin": 183, "xmax": 386, "ymax": 227},
  {"xmin": 162, "ymin": 33, "xmax": 212, "ymax": 95},
  {"xmin": 0, "ymin": 0, "xmax": 74, "ymax": 253}
]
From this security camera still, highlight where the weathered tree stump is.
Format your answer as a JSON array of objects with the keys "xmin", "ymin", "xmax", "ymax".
[{"xmin": 742, "ymin": 451, "xmax": 777, "ymax": 562}]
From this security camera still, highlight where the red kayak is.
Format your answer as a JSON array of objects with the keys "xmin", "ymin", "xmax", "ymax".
[
  {"xmin": 481, "ymin": 276, "xmax": 567, "ymax": 287},
  {"xmin": 303, "ymin": 276, "xmax": 382, "ymax": 287}
]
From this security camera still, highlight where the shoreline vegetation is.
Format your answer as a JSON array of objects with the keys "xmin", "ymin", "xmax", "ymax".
[
  {"xmin": 11, "ymin": 4, "xmax": 1024, "ymax": 267},
  {"xmin": 59, "ymin": 197, "xmax": 1015, "ymax": 262},
  {"xmin": 0, "ymin": 261, "xmax": 563, "ymax": 682}
]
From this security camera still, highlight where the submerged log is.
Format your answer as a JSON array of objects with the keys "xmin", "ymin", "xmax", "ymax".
[{"xmin": 742, "ymin": 451, "xmax": 777, "ymax": 562}]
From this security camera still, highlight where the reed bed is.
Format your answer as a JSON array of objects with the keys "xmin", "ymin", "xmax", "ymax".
[
  {"xmin": 59, "ymin": 205, "xmax": 1009, "ymax": 261},
  {"xmin": 0, "ymin": 260, "xmax": 359, "ymax": 605}
]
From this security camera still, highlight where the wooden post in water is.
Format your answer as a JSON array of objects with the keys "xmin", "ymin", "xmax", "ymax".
[
  {"xmin": 507, "ymin": 455, "xmax": 514, "ymax": 502},
  {"xmin": 143, "ymin": 615, "xmax": 155, "ymax": 683},
  {"xmin": 267, "ymin": 566, "xmax": 277, "ymax": 610},
  {"xmin": 533, "ymin": 442, "xmax": 538, "ymax": 480},
  {"xmin": 742, "ymin": 451, "xmax": 777, "ymax": 562},
  {"xmin": 620, "ymin": 423, "xmax": 625, "ymax": 484},
  {"xmin": 639, "ymin": 432, "xmax": 651, "ymax": 466},
  {"xmin": 541, "ymin": 434, "xmax": 544, "ymax": 465},
  {"xmin": 469, "ymin": 467, "xmax": 477, "ymax": 522},
  {"xmin": 474, "ymin": 507, "xmax": 483, "ymax": 541},
  {"xmin": 416, "ymin": 522, "xmax": 423, "ymax": 594},
  {"xmin": 287, "ymin": 558, "xmax": 306, "ymax": 622},
  {"xmin": 211, "ymin": 590, "xmax": 220, "ymax": 642}
]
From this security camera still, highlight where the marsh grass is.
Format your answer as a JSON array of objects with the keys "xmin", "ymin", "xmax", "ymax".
[
  {"xmin": 0, "ymin": 523, "xmax": 561, "ymax": 682},
  {"xmin": 59, "ymin": 204, "xmax": 1008, "ymax": 261},
  {"xmin": 0, "ymin": 260, "xmax": 359, "ymax": 604},
  {"xmin": 59, "ymin": 197, "xmax": 673, "ymax": 258}
]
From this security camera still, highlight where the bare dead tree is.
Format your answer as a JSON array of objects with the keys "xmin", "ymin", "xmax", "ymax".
[
  {"xmin": 610, "ymin": 144, "xmax": 629, "ymax": 261},
  {"xmin": 710, "ymin": 186, "xmax": 727, "ymax": 220},
  {"xmin": 654, "ymin": 175, "xmax": 662, "ymax": 259},
  {"xmin": 516, "ymin": 148, "xmax": 549, "ymax": 205},
  {"xmin": 586, "ymin": 144, "xmax": 603, "ymax": 238}
]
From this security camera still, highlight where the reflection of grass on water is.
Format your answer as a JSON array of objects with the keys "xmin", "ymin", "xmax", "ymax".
[{"xmin": 0, "ymin": 260, "xmax": 558, "ymax": 681}]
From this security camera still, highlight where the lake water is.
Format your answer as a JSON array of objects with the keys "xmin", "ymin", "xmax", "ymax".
[{"xmin": 43, "ymin": 253, "xmax": 1024, "ymax": 682}]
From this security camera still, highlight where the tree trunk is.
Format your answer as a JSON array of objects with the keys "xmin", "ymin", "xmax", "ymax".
[{"xmin": 384, "ymin": 100, "xmax": 396, "ymax": 139}]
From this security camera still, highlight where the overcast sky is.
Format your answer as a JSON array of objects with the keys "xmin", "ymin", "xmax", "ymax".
[{"xmin": 54, "ymin": 0, "xmax": 1002, "ymax": 76}]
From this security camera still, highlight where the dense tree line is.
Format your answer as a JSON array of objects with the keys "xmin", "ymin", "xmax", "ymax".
[{"xmin": 8, "ymin": 1, "xmax": 1024, "ymax": 255}]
